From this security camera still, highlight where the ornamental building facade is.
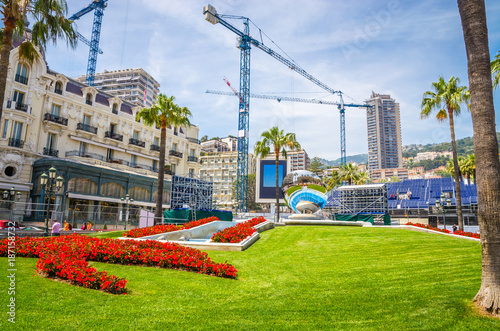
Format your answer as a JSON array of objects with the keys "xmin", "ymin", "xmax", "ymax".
[{"xmin": 1, "ymin": 46, "xmax": 201, "ymax": 224}]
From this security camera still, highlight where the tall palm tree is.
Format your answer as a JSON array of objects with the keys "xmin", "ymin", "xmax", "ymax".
[
  {"xmin": 492, "ymin": 50, "xmax": 500, "ymax": 89},
  {"xmin": 0, "ymin": 0, "xmax": 77, "ymax": 120},
  {"xmin": 458, "ymin": 0, "xmax": 500, "ymax": 317},
  {"xmin": 355, "ymin": 171, "xmax": 370, "ymax": 185},
  {"xmin": 421, "ymin": 76, "xmax": 470, "ymax": 231},
  {"xmin": 338, "ymin": 163, "xmax": 359, "ymax": 185},
  {"xmin": 136, "ymin": 94, "xmax": 192, "ymax": 223},
  {"xmin": 254, "ymin": 126, "xmax": 300, "ymax": 222}
]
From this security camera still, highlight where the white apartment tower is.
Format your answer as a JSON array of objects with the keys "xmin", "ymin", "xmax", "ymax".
[
  {"xmin": 365, "ymin": 92, "xmax": 403, "ymax": 172},
  {"xmin": 75, "ymin": 68, "xmax": 160, "ymax": 108}
]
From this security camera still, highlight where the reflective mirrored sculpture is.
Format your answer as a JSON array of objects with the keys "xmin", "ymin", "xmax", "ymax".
[{"xmin": 281, "ymin": 170, "xmax": 327, "ymax": 214}]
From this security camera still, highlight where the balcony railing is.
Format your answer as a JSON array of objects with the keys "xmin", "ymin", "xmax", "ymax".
[
  {"xmin": 44, "ymin": 113, "xmax": 68, "ymax": 126},
  {"xmin": 43, "ymin": 148, "xmax": 59, "ymax": 157},
  {"xmin": 15, "ymin": 74, "xmax": 28, "ymax": 85},
  {"xmin": 150, "ymin": 144, "xmax": 160, "ymax": 152},
  {"xmin": 77, "ymin": 123, "xmax": 98, "ymax": 134},
  {"xmin": 107, "ymin": 158, "xmax": 130, "ymax": 166},
  {"xmin": 8, "ymin": 138, "xmax": 24, "ymax": 148},
  {"xmin": 129, "ymin": 138, "xmax": 145, "ymax": 148},
  {"xmin": 132, "ymin": 163, "xmax": 153, "ymax": 171},
  {"xmin": 188, "ymin": 156, "xmax": 199, "ymax": 163},
  {"xmin": 104, "ymin": 131, "xmax": 123, "ymax": 141},
  {"xmin": 186, "ymin": 137, "xmax": 200, "ymax": 144},
  {"xmin": 15, "ymin": 102, "xmax": 28, "ymax": 112},
  {"xmin": 65, "ymin": 150, "xmax": 105, "ymax": 161},
  {"xmin": 169, "ymin": 150, "xmax": 183, "ymax": 158},
  {"xmin": 54, "ymin": 88, "xmax": 63, "ymax": 95}
]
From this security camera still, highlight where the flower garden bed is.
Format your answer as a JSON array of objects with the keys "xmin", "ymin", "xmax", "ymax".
[
  {"xmin": 405, "ymin": 222, "xmax": 480, "ymax": 239},
  {"xmin": 211, "ymin": 216, "xmax": 267, "ymax": 243},
  {"xmin": 0, "ymin": 234, "xmax": 237, "ymax": 295},
  {"xmin": 123, "ymin": 216, "xmax": 219, "ymax": 238}
]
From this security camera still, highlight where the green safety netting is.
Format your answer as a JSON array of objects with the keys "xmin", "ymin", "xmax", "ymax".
[
  {"xmin": 163, "ymin": 209, "xmax": 233, "ymax": 224},
  {"xmin": 332, "ymin": 214, "xmax": 391, "ymax": 225}
]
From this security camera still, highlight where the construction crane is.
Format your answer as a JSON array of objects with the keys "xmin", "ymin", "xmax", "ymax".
[
  {"xmin": 69, "ymin": 0, "xmax": 108, "ymax": 86},
  {"xmin": 203, "ymin": 4, "xmax": 369, "ymax": 212}
]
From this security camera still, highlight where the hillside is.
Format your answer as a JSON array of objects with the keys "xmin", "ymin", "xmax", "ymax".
[
  {"xmin": 318, "ymin": 133, "xmax": 500, "ymax": 166},
  {"xmin": 402, "ymin": 133, "xmax": 500, "ymax": 158}
]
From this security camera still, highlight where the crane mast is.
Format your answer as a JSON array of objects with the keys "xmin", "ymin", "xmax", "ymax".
[{"xmin": 69, "ymin": 0, "xmax": 108, "ymax": 86}]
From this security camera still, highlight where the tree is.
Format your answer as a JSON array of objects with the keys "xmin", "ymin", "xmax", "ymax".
[
  {"xmin": 200, "ymin": 135, "xmax": 208, "ymax": 143},
  {"xmin": 458, "ymin": 0, "xmax": 500, "ymax": 317},
  {"xmin": 136, "ymin": 94, "xmax": 192, "ymax": 223},
  {"xmin": 254, "ymin": 126, "xmax": 300, "ymax": 222},
  {"xmin": 326, "ymin": 170, "xmax": 341, "ymax": 191},
  {"xmin": 0, "ymin": 0, "xmax": 77, "ymax": 121},
  {"xmin": 492, "ymin": 50, "xmax": 500, "ymax": 89},
  {"xmin": 308, "ymin": 157, "xmax": 324, "ymax": 175},
  {"xmin": 338, "ymin": 163, "xmax": 360, "ymax": 185},
  {"xmin": 355, "ymin": 172, "xmax": 371, "ymax": 185},
  {"xmin": 421, "ymin": 76, "xmax": 470, "ymax": 231}
]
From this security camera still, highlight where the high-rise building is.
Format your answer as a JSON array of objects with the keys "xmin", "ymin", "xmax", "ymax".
[
  {"xmin": 200, "ymin": 151, "xmax": 257, "ymax": 207},
  {"xmin": 269, "ymin": 150, "xmax": 310, "ymax": 172},
  {"xmin": 365, "ymin": 92, "xmax": 402, "ymax": 172},
  {"xmin": 75, "ymin": 68, "xmax": 160, "ymax": 108}
]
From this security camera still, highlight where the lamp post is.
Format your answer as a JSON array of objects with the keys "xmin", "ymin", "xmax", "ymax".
[
  {"xmin": 40, "ymin": 166, "xmax": 65, "ymax": 236},
  {"xmin": 2, "ymin": 187, "xmax": 21, "ymax": 209},
  {"xmin": 435, "ymin": 194, "xmax": 452, "ymax": 231},
  {"xmin": 121, "ymin": 194, "xmax": 133, "ymax": 230}
]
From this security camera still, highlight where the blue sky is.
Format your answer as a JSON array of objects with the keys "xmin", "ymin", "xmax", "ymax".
[{"xmin": 44, "ymin": 0, "xmax": 500, "ymax": 160}]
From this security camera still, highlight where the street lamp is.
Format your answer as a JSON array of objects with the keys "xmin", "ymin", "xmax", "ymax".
[
  {"xmin": 2, "ymin": 187, "xmax": 21, "ymax": 209},
  {"xmin": 121, "ymin": 193, "xmax": 133, "ymax": 230},
  {"xmin": 40, "ymin": 166, "xmax": 65, "ymax": 236},
  {"xmin": 435, "ymin": 194, "xmax": 452, "ymax": 231}
]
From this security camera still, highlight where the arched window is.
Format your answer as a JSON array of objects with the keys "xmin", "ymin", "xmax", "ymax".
[
  {"xmin": 112, "ymin": 103, "xmax": 118, "ymax": 114},
  {"xmin": 129, "ymin": 186, "xmax": 150, "ymax": 201},
  {"xmin": 15, "ymin": 63, "xmax": 28, "ymax": 84},
  {"xmin": 100, "ymin": 182, "xmax": 125, "ymax": 198},
  {"xmin": 67, "ymin": 178, "xmax": 98, "ymax": 195},
  {"xmin": 152, "ymin": 191, "xmax": 170, "ymax": 204},
  {"xmin": 86, "ymin": 93, "xmax": 92, "ymax": 105},
  {"xmin": 55, "ymin": 81, "xmax": 63, "ymax": 94}
]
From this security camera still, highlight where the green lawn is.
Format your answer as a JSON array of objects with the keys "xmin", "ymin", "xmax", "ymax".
[{"xmin": 1, "ymin": 226, "xmax": 498, "ymax": 330}]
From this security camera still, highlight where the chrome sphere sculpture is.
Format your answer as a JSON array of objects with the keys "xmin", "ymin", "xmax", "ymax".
[{"xmin": 281, "ymin": 170, "xmax": 328, "ymax": 214}]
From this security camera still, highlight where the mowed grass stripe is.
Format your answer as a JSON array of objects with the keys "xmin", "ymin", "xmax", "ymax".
[{"xmin": 1, "ymin": 226, "xmax": 498, "ymax": 330}]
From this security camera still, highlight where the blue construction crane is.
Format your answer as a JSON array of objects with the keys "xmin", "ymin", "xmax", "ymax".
[
  {"xmin": 203, "ymin": 5, "xmax": 370, "ymax": 212},
  {"xmin": 69, "ymin": 0, "xmax": 108, "ymax": 86}
]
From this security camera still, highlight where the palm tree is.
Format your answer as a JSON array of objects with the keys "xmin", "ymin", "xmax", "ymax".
[
  {"xmin": 458, "ymin": 0, "xmax": 500, "ymax": 317},
  {"xmin": 254, "ymin": 126, "xmax": 300, "ymax": 222},
  {"xmin": 338, "ymin": 163, "xmax": 359, "ymax": 185},
  {"xmin": 0, "ymin": 0, "xmax": 77, "ymax": 121},
  {"xmin": 421, "ymin": 76, "xmax": 470, "ymax": 231},
  {"xmin": 355, "ymin": 171, "xmax": 370, "ymax": 185},
  {"xmin": 492, "ymin": 50, "xmax": 500, "ymax": 89},
  {"xmin": 136, "ymin": 94, "xmax": 192, "ymax": 223}
]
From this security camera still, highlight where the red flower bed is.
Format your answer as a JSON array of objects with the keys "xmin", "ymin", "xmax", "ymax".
[
  {"xmin": 123, "ymin": 216, "xmax": 219, "ymax": 238},
  {"xmin": 405, "ymin": 222, "xmax": 480, "ymax": 239},
  {"xmin": 1, "ymin": 233, "xmax": 237, "ymax": 295},
  {"xmin": 211, "ymin": 217, "xmax": 268, "ymax": 243},
  {"xmin": 454, "ymin": 230, "xmax": 480, "ymax": 239},
  {"xmin": 405, "ymin": 222, "xmax": 450, "ymax": 234}
]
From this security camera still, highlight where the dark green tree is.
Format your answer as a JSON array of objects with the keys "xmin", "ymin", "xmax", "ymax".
[{"xmin": 308, "ymin": 157, "xmax": 324, "ymax": 175}]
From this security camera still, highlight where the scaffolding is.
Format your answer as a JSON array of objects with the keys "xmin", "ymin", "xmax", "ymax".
[
  {"xmin": 335, "ymin": 184, "xmax": 388, "ymax": 215},
  {"xmin": 171, "ymin": 174, "xmax": 214, "ymax": 212}
]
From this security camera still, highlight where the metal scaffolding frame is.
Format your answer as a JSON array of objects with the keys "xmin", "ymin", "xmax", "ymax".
[
  {"xmin": 171, "ymin": 174, "xmax": 214, "ymax": 212},
  {"xmin": 335, "ymin": 184, "xmax": 388, "ymax": 215}
]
